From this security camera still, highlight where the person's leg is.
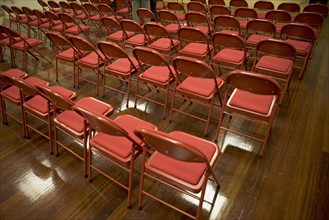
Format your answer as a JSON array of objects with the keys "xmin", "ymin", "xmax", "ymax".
[{"xmin": 150, "ymin": 0, "xmax": 158, "ymax": 19}]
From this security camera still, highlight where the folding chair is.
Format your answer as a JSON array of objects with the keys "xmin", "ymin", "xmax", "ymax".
[
  {"xmin": 245, "ymin": 19, "xmax": 276, "ymax": 55},
  {"xmin": 132, "ymin": 46, "xmax": 177, "ymax": 119},
  {"xmin": 21, "ymin": 7, "xmax": 41, "ymax": 38},
  {"xmin": 170, "ymin": 56, "xmax": 224, "ymax": 135},
  {"xmin": 187, "ymin": 1, "xmax": 208, "ymax": 16},
  {"xmin": 215, "ymin": 70, "xmax": 281, "ymax": 157},
  {"xmin": 58, "ymin": 1, "xmax": 76, "ymax": 17},
  {"xmin": 0, "ymin": 69, "xmax": 28, "ymax": 125},
  {"xmin": 57, "ymin": 12, "xmax": 91, "ymax": 41},
  {"xmin": 120, "ymin": 19, "xmax": 154, "ymax": 50},
  {"xmin": 83, "ymin": 3, "xmax": 102, "ymax": 32},
  {"xmin": 294, "ymin": 12, "xmax": 325, "ymax": 43},
  {"xmin": 98, "ymin": 3, "xmax": 122, "ymax": 21},
  {"xmin": 229, "ymin": 0, "xmax": 248, "ymax": 14},
  {"xmin": 115, "ymin": 0, "xmax": 132, "ymax": 19},
  {"xmin": 280, "ymin": 23, "xmax": 316, "ymax": 79},
  {"xmin": 208, "ymin": 0, "xmax": 226, "ymax": 6},
  {"xmin": 1, "ymin": 5, "xmax": 19, "ymax": 31},
  {"xmin": 2, "ymin": 25, "xmax": 52, "ymax": 72},
  {"xmin": 253, "ymin": 0, "xmax": 274, "ymax": 19},
  {"xmin": 234, "ymin": 7, "xmax": 258, "ymax": 32},
  {"xmin": 74, "ymin": 105, "xmax": 157, "ymax": 208},
  {"xmin": 157, "ymin": 9, "xmax": 182, "ymax": 36},
  {"xmin": 252, "ymin": 39, "xmax": 297, "ymax": 105},
  {"xmin": 211, "ymin": 32, "xmax": 249, "ymax": 75},
  {"xmin": 264, "ymin": 9, "xmax": 291, "ymax": 36},
  {"xmin": 69, "ymin": 35, "xmax": 105, "ymax": 95},
  {"xmin": 37, "ymin": 0, "xmax": 51, "ymax": 12},
  {"xmin": 134, "ymin": 127, "xmax": 221, "ymax": 220},
  {"xmin": 143, "ymin": 22, "xmax": 179, "ymax": 60},
  {"xmin": 303, "ymin": 3, "xmax": 328, "ymax": 18},
  {"xmin": 167, "ymin": 1, "xmax": 186, "ymax": 25},
  {"xmin": 33, "ymin": 9, "xmax": 52, "ymax": 40},
  {"xmin": 137, "ymin": 8, "xmax": 157, "ymax": 26},
  {"xmin": 10, "ymin": 6, "xmax": 29, "ymax": 34},
  {"xmin": 213, "ymin": 15, "xmax": 241, "ymax": 36},
  {"xmin": 101, "ymin": 17, "xmax": 132, "ymax": 47},
  {"xmin": 2, "ymin": 72, "xmax": 49, "ymax": 137},
  {"xmin": 36, "ymin": 83, "xmax": 113, "ymax": 177},
  {"xmin": 44, "ymin": 11, "xmax": 73, "ymax": 35},
  {"xmin": 278, "ymin": 2, "xmax": 300, "ymax": 20},
  {"xmin": 97, "ymin": 41, "xmax": 139, "ymax": 106},
  {"xmin": 70, "ymin": 2, "xmax": 89, "ymax": 24},
  {"xmin": 9, "ymin": 75, "xmax": 76, "ymax": 154},
  {"xmin": 185, "ymin": 12, "xmax": 214, "ymax": 39},
  {"xmin": 178, "ymin": 27, "xmax": 213, "ymax": 62},
  {"xmin": 209, "ymin": 5, "xmax": 231, "ymax": 21},
  {"xmin": 47, "ymin": 0, "xmax": 62, "ymax": 14}
]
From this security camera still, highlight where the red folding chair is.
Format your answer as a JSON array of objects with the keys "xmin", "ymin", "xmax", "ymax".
[
  {"xmin": 167, "ymin": 1, "xmax": 187, "ymax": 25},
  {"xmin": 57, "ymin": 12, "xmax": 91, "ymax": 41},
  {"xmin": 253, "ymin": 0, "xmax": 274, "ymax": 19},
  {"xmin": 215, "ymin": 70, "xmax": 281, "ymax": 157},
  {"xmin": 36, "ymin": 84, "xmax": 113, "ymax": 177},
  {"xmin": 137, "ymin": 8, "xmax": 157, "ymax": 26},
  {"xmin": 101, "ymin": 17, "xmax": 132, "ymax": 47},
  {"xmin": 143, "ymin": 22, "xmax": 179, "ymax": 60},
  {"xmin": 209, "ymin": 5, "xmax": 231, "ymax": 21},
  {"xmin": 2, "ymin": 25, "xmax": 52, "ymax": 72},
  {"xmin": 234, "ymin": 7, "xmax": 258, "ymax": 32},
  {"xmin": 74, "ymin": 105, "xmax": 157, "ymax": 208},
  {"xmin": 134, "ymin": 127, "xmax": 221, "ymax": 220},
  {"xmin": 97, "ymin": 41, "xmax": 139, "ymax": 106},
  {"xmin": 157, "ymin": 9, "xmax": 182, "ymax": 37},
  {"xmin": 69, "ymin": 35, "xmax": 105, "ymax": 95},
  {"xmin": 252, "ymin": 39, "xmax": 297, "ymax": 105},
  {"xmin": 303, "ymin": 3, "xmax": 328, "ymax": 18},
  {"xmin": 264, "ymin": 9, "xmax": 291, "ymax": 36},
  {"xmin": 211, "ymin": 32, "xmax": 249, "ymax": 75},
  {"xmin": 185, "ymin": 12, "xmax": 214, "ymax": 39},
  {"xmin": 278, "ymin": 2, "xmax": 300, "ymax": 21},
  {"xmin": 170, "ymin": 56, "xmax": 224, "ymax": 135},
  {"xmin": 132, "ymin": 46, "xmax": 177, "ymax": 119},
  {"xmin": 1, "ymin": 5, "xmax": 19, "ymax": 31}
]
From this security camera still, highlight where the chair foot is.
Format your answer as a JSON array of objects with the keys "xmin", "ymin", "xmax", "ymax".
[
  {"xmin": 138, "ymin": 206, "xmax": 142, "ymax": 210},
  {"xmin": 56, "ymin": 153, "xmax": 60, "ymax": 157},
  {"xmin": 50, "ymin": 152, "xmax": 53, "ymax": 155},
  {"xmin": 89, "ymin": 179, "xmax": 93, "ymax": 183},
  {"xmin": 127, "ymin": 205, "xmax": 132, "ymax": 209},
  {"xmin": 3, "ymin": 122, "xmax": 8, "ymax": 125},
  {"xmin": 257, "ymin": 154, "xmax": 263, "ymax": 159},
  {"xmin": 84, "ymin": 174, "xmax": 88, "ymax": 178}
]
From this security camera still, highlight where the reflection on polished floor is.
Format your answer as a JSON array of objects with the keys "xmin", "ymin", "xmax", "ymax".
[{"xmin": 0, "ymin": 14, "xmax": 329, "ymax": 220}]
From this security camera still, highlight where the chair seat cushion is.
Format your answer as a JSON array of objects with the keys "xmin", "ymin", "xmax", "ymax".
[
  {"xmin": 65, "ymin": 25, "xmax": 90, "ymax": 35},
  {"xmin": 149, "ymin": 38, "xmax": 179, "ymax": 50},
  {"xmin": 105, "ymin": 57, "xmax": 138, "ymax": 75},
  {"xmin": 147, "ymin": 131, "xmax": 217, "ymax": 186},
  {"xmin": 13, "ymin": 38, "xmax": 42, "ymax": 49},
  {"xmin": 50, "ymin": 86, "xmax": 76, "ymax": 99},
  {"xmin": 125, "ymin": 34, "xmax": 147, "ymax": 46},
  {"xmin": 220, "ymin": 30, "xmax": 240, "ymax": 36},
  {"xmin": 24, "ymin": 95, "xmax": 48, "ymax": 116},
  {"xmin": 180, "ymin": 43, "xmax": 212, "ymax": 57},
  {"xmin": 75, "ymin": 97, "xmax": 113, "ymax": 116},
  {"xmin": 2, "ymin": 86, "xmax": 20, "ymax": 103},
  {"xmin": 2, "ymin": 69, "xmax": 27, "ymax": 78},
  {"xmin": 246, "ymin": 34, "xmax": 273, "ymax": 45},
  {"xmin": 24, "ymin": 77, "xmax": 49, "ymax": 88},
  {"xmin": 78, "ymin": 51, "xmax": 104, "ymax": 67},
  {"xmin": 177, "ymin": 76, "xmax": 224, "ymax": 98},
  {"xmin": 228, "ymin": 89, "xmax": 275, "ymax": 115},
  {"xmin": 213, "ymin": 48, "xmax": 245, "ymax": 64},
  {"xmin": 55, "ymin": 110, "xmax": 85, "ymax": 134},
  {"xmin": 256, "ymin": 55, "xmax": 293, "ymax": 74},
  {"xmin": 91, "ymin": 115, "xmax": 157, "ymax": 158},
  {"xmin": 165, "ymin": 24, "xmax": 179, "ymax": 34},
  {"xmin": 57, "ymin": 48, "xmax": 76, "ymax": 61},
  {"xmin": 284, "ymin": 39, "xmax": 311, "ymax": 55},
  {"xmin": 140, "ymin": 66, "xmax": 175, "ymax": 84}
]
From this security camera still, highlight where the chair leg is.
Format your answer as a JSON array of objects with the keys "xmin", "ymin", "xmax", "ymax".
[{"xmin": 138, "ymin": 150, "xmax": 147, "ymax": 210}]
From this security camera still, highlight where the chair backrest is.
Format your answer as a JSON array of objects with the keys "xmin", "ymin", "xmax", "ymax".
[
  {"xmin": 22, "ymin": 6, "xmax": 36, "ymax": 19},
  {"xmin": 278, "ymin": 2, "xmax": 300, "ymax": 13},
  {"xmin": 1, "ymin": 5, "xmax": 15, "ymax": 17},
  {"xmin": 33, "ymin": 9, "xmax": 48, "ymax": 20},
  {"xmin": 173, "ymin": 56, "xmax": 216, "ymax": 79},
  {"xmin": 213, "ymin": 15, "xmax": 240, "ymax": 33},
  {"xmin": 38, "ymin": 0, "xmax": 50, "ymax": 11},
  {"xmin": 48, "ymin": 0, "xmax": 61, "ymax": 11},
  {"xmin": 167, "ymin": 2, "xmax": 186, "ymax": 13},
  {"xmin": 254, "ymin": 1, "xmax": 274, "ymax": 10},
  {"xmin": 208, "ymin": 0, "xmax": 225, "ymax": 6},
  {"xmin": 246, "ymin": 19, "xmax": 276, "ymax": 35},
  {"xmin": 36, "ymin": 84, "xmax": 75, "ymax": 110},
  {"xmin": 8, "ymin": 76, "xmax": 40, "ymax": 97},
  {"xmin": 212, "ymin": 32, "xmax": 246, "ymax": 51},
  {"xmin": 265, "ymin": 9, "xmax": 291, "ymax": 23},
  {"xmin": 120, "ymin": 19, "xmax": 144, "ymax": 33},
  {"xmin": 45, "ymin": 11, "xmax": 62, "ymax": 27},
  {"xmin": 101, "ymin": 16, "xmax": 122, "ymax": 33},
  {"xmin": 59, "ymin": 1, "xmax": 73, "ymax": 13},
  {"xmin": 280, "ymin": 23, "xmax": 316, "ymax": 41},
  {"xmin": 234, "ymin": 7, "xmax": 258, "ymax": 19},
  {"xmin": 132, "ymin": 46, "xmax": 172, "ymax": 70},
  {"xmin": 229, "ymin": 0, "xmax": 248, "ymax": 8},
  {"xmin": 303, "ymin": 4, "xmax": 328, "ymax": 17},
  {"xmin": 255, "ymin": 39, "xmax": 297, "ymax": 60},
  {"xmin": 178, "ymin": 26, "xmax": 208, "ymax": 43},
  {"xmin": 158, "ymin": 9, "xmax": 180, "ymax": 24},
  {"xmin": 144, "ymin": 22, "xmax": 171, "ymax": 39},
  {"xmin": 187, "ymin": 1, "xmax": 207, "ymax": 13},
  {"xmin": 134, "ymin": 127, "xmax": 209, "ymax": 163},
  {"xmin": 73, "ymin": 105, "xmax": 137, "ymax": 144},
  {"xmin": 209, "ymin": 5, "xmax": 231, "ymax": 18},
  {"xmin": 294, "ymin": 12, "xmax": 324, "ymax": 30},
  {"xmin": 58, "ymin": 12, "xmax": 75, "ymax": 24},
  {"xmin": 97, "ymin": 40, "xmax": 132, "ymax": 62},
  {"xmin": 46, "ymin": 32, "xmax": 74, "ymax": 51},
  {"xmin": 83, "ymin": 3, "xmax": 100, "ymax": 16},
  {"xmin": 225, "ymin": 70, "xmax": 281, "ymax": 96},
  {"xmin": 137, "ymin": 8, "xmax": 157, "ymax": 25},
  {"xmin": 69, "ymin": 35, "xmax": 98, "ymax": 56},
  {"xmin": 2, "ymin": 25, "xmax": 23, "ymax": 39},
  {"xmin": 186, "ymin": 11, "xmax": 209, "ymax": 27},
  {"xmin": 70, "ymin": 2, "xmax": 86, "ymax": 14},
  {"xmin": 97, "ymin": 3, "xmax": 116, "ymax": 17}
]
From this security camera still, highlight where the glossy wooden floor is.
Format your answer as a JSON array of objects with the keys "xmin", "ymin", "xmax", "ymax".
[{"xmin": 0, "ymin": 17, "xmax": 328, "ymax": 220}]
